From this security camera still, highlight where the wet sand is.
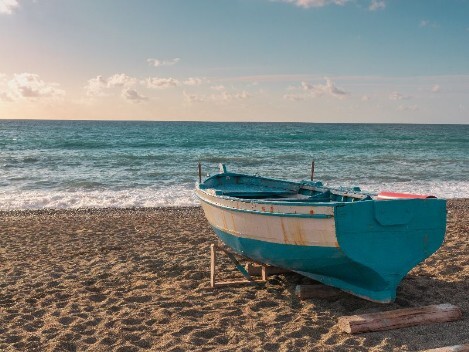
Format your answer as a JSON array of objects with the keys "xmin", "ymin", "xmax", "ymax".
[{"xmin": 0, "ymin": 199, "xmax": 467, "ymax": 351}]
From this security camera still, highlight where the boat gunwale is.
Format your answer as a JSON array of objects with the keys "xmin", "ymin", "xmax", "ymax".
[
  {"xmin": 196, "ymin": 189, "xmax": 335, "ymax": 218},
  {"xmin": 196, "ymin": 172, "xmax": 373, "ymax": 208}
]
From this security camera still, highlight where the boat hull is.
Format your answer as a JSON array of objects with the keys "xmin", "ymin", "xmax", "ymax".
[{"xmin": 195, "ymin": 175, "xmax": 447, "ymax": 303}]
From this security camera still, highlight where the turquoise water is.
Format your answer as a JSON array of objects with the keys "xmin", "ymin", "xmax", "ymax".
[{"xmin": 0, "ymin": 120, "xmax": 467, "ymax": 209}]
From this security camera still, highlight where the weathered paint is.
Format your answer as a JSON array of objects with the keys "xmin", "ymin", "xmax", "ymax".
[
  {"xmin": 200, "ymin": 200, "xmax": 338, "ymax": 247},
  {"xmin": 195, "ymin": 167, "xmax": 447, "ymax": 303}
]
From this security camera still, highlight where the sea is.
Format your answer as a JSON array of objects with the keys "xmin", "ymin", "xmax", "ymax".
[{"xmin": 0, "ymin": 120, "xmax": 468, "ymax": 210}]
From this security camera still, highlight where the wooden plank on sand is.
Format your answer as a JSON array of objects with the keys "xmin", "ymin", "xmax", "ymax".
[
  {"xmin": 338, "ymin": 303, "xmax": 462, "ymax": 334},
  {"xmin": 421, "ymin": 344, "xmax": 469, "ymax": 352},
  {"xmin": 295, "ymin": 284, "xmax": 341, "ymax": 300},
  {"xmin": 244, "ymin": 263, "xmax": 291, "ymax": 276}
]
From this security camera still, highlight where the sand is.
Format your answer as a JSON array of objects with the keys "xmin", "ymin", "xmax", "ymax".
[{"xmin": 0, "ymin": 199, "xmax": 467, "ymax": 351}]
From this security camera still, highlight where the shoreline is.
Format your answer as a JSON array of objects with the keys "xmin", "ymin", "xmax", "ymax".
[
  {"xmin": 1, "ymin": 197, "xmax": 468, "ymax": 214},
  {"xmin": 0, "ymin": 199, "xmax": 467, "ymax": 351}
]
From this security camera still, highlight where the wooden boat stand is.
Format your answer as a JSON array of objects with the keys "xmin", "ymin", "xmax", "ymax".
[{"xmin": 210, "ymin": 243, "xmax": 290, "ymax": 287}]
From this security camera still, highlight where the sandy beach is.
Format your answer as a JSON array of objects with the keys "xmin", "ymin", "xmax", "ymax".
[{"xmin": 0, "ymin": 199, "xmax": 467, "ymax": 351}]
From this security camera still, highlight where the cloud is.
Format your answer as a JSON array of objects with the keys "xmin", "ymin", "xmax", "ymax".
[
  {"xmin": 85, "ymin": 75, "xmax": 108, "ymax": 97},
  {"xmin": 431, "ymin": 84, "xmax": 441, "ymax": 93},
  {"xmin": 211, "ymin": 85, "xmax": 226, "ymax": 91},
  {"xmin": 0, "ymin": 91, "xmax": 14, "ymax": 102},
  {"xmin": 107, "ymin": 73, "xmax": 137, "ymax": 87},
  {"xmin": 284, "ymin": 78, "xmax": 348, "ymax": 100},
  {"xmin": 147, "ymin": 58, "xmax": 180, "ymax": 67},
  {"xmin": 361, "ymin": 95, "xmax": 371, "ymax": 101},
  {"xmin": 388, "ymin": 91, "xmax": 411, "ymax": 100},
  {"xmin": 121, "ymin": 88, "xmax": 148, "ymax": 103},
  {"xmin": 283, "ymin": 93, "xmax": 306, "ymax": 101},
  {"xmin": 420, "ymin": 19, "xmax": 438, "ymax": 28},
  {"xmin": 145, "ymin": 77, "xmax": 180, "ymax": 89},
  {"xmin": 6, "ymin": 73, "xmax": 65, "ymax": 100},
  {"xmin": 369, "ymin": 0, "xmax": 385, "ymax": 11},
  {"xmin": 275, "ymin": 0, "xmax": 348, "ymax": 8},
  {"xmin": 85, "ymin": 73, "xmax": 137, "ymax": 96},
  {"xmin": 397, "ymin": 105, "xmax": 419, "ymax": 112},
  {"xmin": 0, "ymin": 0, "xmax": 19, "ymax": 15},
  {"xmin": 183, "ymin": 88, "xmax": 251, "ymax": 104},
  {"xmin": 183, "ymin": 77, "xmax": 205, "ymax": 86},
  {"xmin": 305, "ymin": 78, "xmax": 347, "ymax": 97}
]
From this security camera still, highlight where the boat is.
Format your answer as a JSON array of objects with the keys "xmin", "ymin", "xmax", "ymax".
[{"xmin": 195, "ymin": 164, "xmax": 447, "ymax": 303}]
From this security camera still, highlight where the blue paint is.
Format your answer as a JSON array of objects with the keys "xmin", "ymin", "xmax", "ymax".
[
  {"xmin": 334, "ymin": 199, "xmax": 446, "ymax": 289},
  {"xmin": 197, "ymin": 167, "xmax": 447, "ymax": 303},
  {"xmin": 213, "ymin": 227, "xmax": 395, "ymax": 302}
]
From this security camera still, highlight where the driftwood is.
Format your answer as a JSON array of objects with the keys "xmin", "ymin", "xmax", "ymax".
[
  {"xmin": 338, "ymin": 303, "xmax": 462, "ymax": 334},
  {"xmin": 421, "ymin": 345, "xmax": 469, "ymax": 352},
  {"xmin": 295, "ymin": 284, "xmax": 341, "ymax": 300}
]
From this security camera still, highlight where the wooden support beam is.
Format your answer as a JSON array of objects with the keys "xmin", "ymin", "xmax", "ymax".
[
  {"xmin": 295, "ymin": 284, "xmax": 341, "ymax": 300},
  {"xmin": 213, "ymin": 279, "xmax": 266, "ymax": 287},
  {"xmin": 245, "ymin": 263, "xmax": 291, "ymax": 276},
  {"xmin": 421, "ymin": 345, "xmax": 469, "ymax": 352},
  {"xmin": 210, "ymin": 243, "xmax": 265, "ymax": 288},
  {"xmin": 210, "ymin": 244, "xmax": 216, "ymax": 288},
  {"xmin": 338, "ymin": 303, "xmax": 463, "ymax": 334}
]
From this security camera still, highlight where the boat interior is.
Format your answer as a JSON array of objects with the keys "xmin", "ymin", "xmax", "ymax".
[{"xmin": 199, "ymin": 173, "xmax": 372, "ymax": 203}]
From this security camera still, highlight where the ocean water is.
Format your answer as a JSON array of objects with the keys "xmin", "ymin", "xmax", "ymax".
[{"xmin": 0, "ymin": 120, "xmax": 467, "ymax": 210}]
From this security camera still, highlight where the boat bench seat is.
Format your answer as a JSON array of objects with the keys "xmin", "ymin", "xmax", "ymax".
[
  {"xmin": 215, "ymin": 190, "xmax": 295, "ymax": 198},
  {"xmin": 213, "ymin": 184, "xmax": 295, "ymax": 198}
]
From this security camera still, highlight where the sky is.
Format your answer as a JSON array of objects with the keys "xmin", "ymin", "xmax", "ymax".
[{"xmin": 0, "ymin": 0, "xmax": 468, "ymax": 123}]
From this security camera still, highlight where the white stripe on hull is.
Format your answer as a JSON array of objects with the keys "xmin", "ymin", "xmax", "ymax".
[
  {"xmin": 197, "ymin": 189, "xmax": 335, "ymax": 216},
  {"xmin": 200, "ymin": 200, "xmax": 338, "ymax": 247}
]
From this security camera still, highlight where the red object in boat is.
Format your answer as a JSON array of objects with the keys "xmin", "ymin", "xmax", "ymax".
[{"xmin": 377, "ymin": 192, "xmax": 437, "ymax": 200}]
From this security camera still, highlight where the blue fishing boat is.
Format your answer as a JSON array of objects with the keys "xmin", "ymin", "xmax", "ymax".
[{"xmin": 195, "ymin": 164, "xmax": 447, "ymax": 303}]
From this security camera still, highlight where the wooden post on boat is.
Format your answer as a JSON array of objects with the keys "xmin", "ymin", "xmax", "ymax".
[
  {"xmin": 198, "ymin": 162, "xmax": 202, "ymax": 184},
  {"xmin": 311, "ymin": 160, "xmax": 315, "ymax": 181}
]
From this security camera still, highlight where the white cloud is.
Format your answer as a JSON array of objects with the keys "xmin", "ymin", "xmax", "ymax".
[
  {"xmin": 211, "ymin": 85, "xmax": 226, "ymax": 91},
  {"xmin": 145, "ymin": 77, "xmax": 180, "ymax": 89},
  {"xmin": 397, "ymin": 105, "xmax": 419, "ymax": 112},
  {"xmin": 431, "ymin": 84, "xmax": 441, "ymax": 93},
  {"xmin": 121, "ymin": 88, "xmax": 148, "ymax": 103},
  {"xmin": 0, "ymin": 0, "xmax": 19, "ymax": 15},
  {"xmin": 0, "ymin": 91, "xmax": 14, "ymax": 102},
  {"xmin": 276, "ymin": 0, "xmax": 348, "ymax": 8},
  {"xmin": 283, "ymin": 93, "xmax": 306, "ymax": 101},
  {"xmin": 389, "ymin": 91, "xmax": 411, "ymax": 100},
  {"xmin": 361, "ymin": 95, "xmax": 371, "ymax": 101},
  {"xmin": 107, "ymin": 73, "xmax": 137, "ymax": 88},
  {"xmin": 183, "ymin": 77, "xmax": 205, "ymax": 86},
  {"xmin": 85, "ymin": 73, "xmax": 137, "ymax": 96},
  {"xmin": 147, "ymin": 58, "xmax": 180, "ymax": 67},
  {"xmin": 284, "ymin": 78, "xmax": 348, "ymax": 100},
  {"xmin": 369, "ymin": 0, "xmax": 385, "ymax": 11},
  {"xmin": 7, "ymin": 73, "xmax": 65, "ymax": 100},
  {"xmin": 85, "ymin": 75, "xmax": 109, "ymax": 97},
  {"xmin": 304, "ymin": 78, "xmax": 348, "ymax": 97},
  {"xmin": 183, "ymin": 89, "xmax": 251, "ymax": 104},
  {"xmin": 183, "ymin": 91, "xmax": 205, "ymax": 104},
  {"xmin": 420, "ymin": 19, "xmax": 438, "ymax": 28}
]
